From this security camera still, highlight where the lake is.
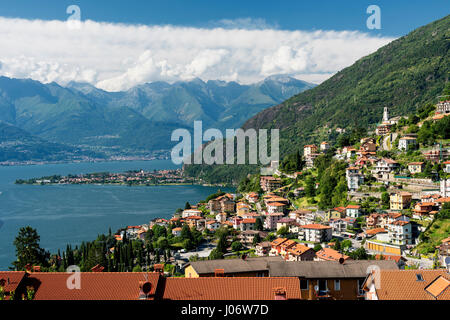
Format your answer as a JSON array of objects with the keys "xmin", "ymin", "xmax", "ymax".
[{"xmin": 0, "ymin": 160, "xmax": 232, "ymax": 269}]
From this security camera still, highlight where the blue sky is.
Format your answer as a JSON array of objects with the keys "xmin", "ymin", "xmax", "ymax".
[
  {"xmin": 0, "ymin": 0, "xmax": 447, "ymax": 36},
  {"xmin": 0, "ymin": 1, "xmax": 447, "ymax": 90}
]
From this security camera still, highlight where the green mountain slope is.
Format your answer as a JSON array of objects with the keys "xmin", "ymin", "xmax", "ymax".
[
  {"xmin": 184, "ymin": 14, "xmax": 450, "ymax": 184},
  {"xmin": 243, "ymin": 15, "xmax": 449, "ymax": 154}
]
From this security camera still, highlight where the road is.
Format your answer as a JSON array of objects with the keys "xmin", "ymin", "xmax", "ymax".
[{"xmin": 178, "ymin": 241, "xmax": 215, "ymax": 260}]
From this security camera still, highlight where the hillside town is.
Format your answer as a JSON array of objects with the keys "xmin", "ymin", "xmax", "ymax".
[
  {"xmin": 4, "ymin": 99, "xmax": 449, "ymax": 301},
  {"xmin": 15, "ymin": 169, "xmax": 195, "ymax": 186},
  {"xmin": 2, "ymin": 98, "xmax": 449, "ymax": 301}
]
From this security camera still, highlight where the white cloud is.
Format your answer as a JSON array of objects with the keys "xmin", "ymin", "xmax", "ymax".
[{"xmin": 0, "ymin": 17, "xmax": 395, "ymax": 91}]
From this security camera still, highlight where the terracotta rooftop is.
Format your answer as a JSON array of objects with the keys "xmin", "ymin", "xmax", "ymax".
[
  {"xmin": 162, "ymin": 277, "xmax": 301, "ymax": 300},
  {"xmin": 28, "ymin": 272, "xmax": 162, "ymax": 300},
  {"xmin": 425, "ymin": 276, "xmax": 450, "ymax": 299},
  {"xmin": 287, "ymin": 244, "xmax": 313, "ymax": 256},
  {"xmin": 374, "ymin": 254, "xmax": 406, "ymax": 263},
  {"xmin": 267, "ymin": 202, "xmax": 287, "ymax": 207},
  {"xmin": 365, "ymin": 228, "xmax": 387, "ymax": 236},
  {"xmin": 366, "ymin": 270, "xmax": 450, "ymax": 300},
  {"xmin": 271, "ymin": 238, "xmax": 288, "ymax": 246},
  {"xmin": 300, "ymin": 223, "xmax": 331, "ymax": 230},
  {"xmin": 316, "ymin": 248, "xmax": 350, "ymax": 262},
  {"xmin": 0, "ymin": 271, "xmax": 26, "ymax": 294}
]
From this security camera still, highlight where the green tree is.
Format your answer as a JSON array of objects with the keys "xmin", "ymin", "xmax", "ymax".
[
  {"xmin": 381, "ymin": 192, "xmax": 390, "ymax": 207},
  {"xmin": 277, "ymin": 226, "xmax": 289, "ymax": 236},
  {"xmin": 313, "ymin": 244, "xmax": 323, "ymax": 252},
  {"xmin": 231, "ymin": 241, "xmax": 243, "ymax": 252},
  {"xmin": 180, "ymin": 224, "xmax": 192, "ymax": 241},
  {"xmin": 12, "ymin": 226, "xmax": 49, "ymax": 270},
  {"xmin": 305, "ymin": 176, "xmax": 316, "ymax": 197},
  {"xmin": 255, "ymin": 217, "xmax": 264, "ymax": 231},
  {"xmin": 216, "ymin": 231, "xmax": 228, "ymax": 255},
  {"xmin": 252, "ymin": 233, "xmax": 262, "ymax": 246},
  {"xmin": 156, "ymin": 237, "xmax": 169, "ymax": 251},
  {"xmin": 132, "ymin": 265, "xmax": 142, "ymax": 272},
  {"xmin": 209, "ymin": 248, "xmax": 224, "ymax": 260}
]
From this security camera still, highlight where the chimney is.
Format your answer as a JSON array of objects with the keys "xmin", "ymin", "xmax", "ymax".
[
  {"xmin": 91, "ymin": 264, "xmax": 104, "ymax": 272},
  {"xmin": 138, "ymin": 281, "xmax": 152, "ymax": 300},
  {"xmin": 273, "ymin": 287, "xmax": 287, "ymax": 300},
  {"xmin": 154, "ymin": 264, "xmax": 164, "ymax": 274},
  {"xmin": 214, "ymin": 269, "xmax": 225, "ymax": 277},
  {"xmin": 32, "ymin": 266, "xmax": 41, "ymax": 272}
]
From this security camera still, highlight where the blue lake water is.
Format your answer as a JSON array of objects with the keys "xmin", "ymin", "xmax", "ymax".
[{"xmin": 0, "ymin": 160, "xmax": 231, "ymax": 269}]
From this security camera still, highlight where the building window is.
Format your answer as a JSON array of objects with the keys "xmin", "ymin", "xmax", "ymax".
[
  {"xmin": 334, "ymin": 280, "xmax": 340, "ymax": 291},
  {"xmin": 318, "ymin": 279, "xmax": 327, "ymax": 292},
  {"xmin": 300, "ymin": 279, "xmax": 309, "ymax": 290}
]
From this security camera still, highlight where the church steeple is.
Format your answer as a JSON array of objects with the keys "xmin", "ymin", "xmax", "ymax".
[{"xmin": 383, "ymin": 107, "xmax": 389, "ymax": 122}]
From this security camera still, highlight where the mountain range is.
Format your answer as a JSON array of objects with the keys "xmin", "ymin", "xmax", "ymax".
[
  {"xmin": 0, "ymin": 75, "xmax": 315, "ymax": 162},
  {"xmin": 183, "ymin": 14, "xmax": 450, "ymax": 184}
]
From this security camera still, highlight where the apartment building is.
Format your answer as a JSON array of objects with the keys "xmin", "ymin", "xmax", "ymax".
[
  {"xmin": 298, "ymin": 224, "xmax": 332, "ymax": 243},
  {"xmin": 390, "ymin": 192, "xmax": 412, "ymax": 210}
]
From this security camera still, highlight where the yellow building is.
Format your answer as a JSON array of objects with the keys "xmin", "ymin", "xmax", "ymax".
[
  {"xmin": 390, "ymin": 192, "xmax": 412, "ymax": 210},
  {"xmin": 325, "ymin": 207, "xmax": 345, "ymax": 222},
  {"xmin": 408, "ymin": 162, "xmax": 424, "ymax": 174},
  {"xmin": 365, "ymin": 240, "xmax": 402, "ymax": 255},
  {"xmin": 236, "ymin": 202, "xmax": 251, "ymax": 217}
]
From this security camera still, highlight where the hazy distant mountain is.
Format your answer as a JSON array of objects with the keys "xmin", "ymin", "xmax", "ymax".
[
  {"xmin": 67, "ymin": 75, "xmax": 315, "ymax": 131},
  {"xmin": 0, "ymin": 121, "xmax": 100, "ymax": 162},
  {"xmin": 0, "ymin": 75, "xmax": 315, "ymax": 160}
]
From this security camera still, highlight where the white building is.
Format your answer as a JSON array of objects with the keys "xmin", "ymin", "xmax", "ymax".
[
  {"xmin": 347, "ymin": 173, "xmax": 364, "ymax": 192},
  {"xmin": 206, "ymin": 220, "xmax": 221, "ymax": 231},
  {"xmin": 441, "ymin": 179, "xmax": 450, "ymax": 198},
  {"xmin": 444, "ymin": 161, "xmax": 450, "ymax": 174},
  {"xmin": 436, "ymin": 100, "xmax": 450, "ymax": 114},
  {"xmin": 387, "ymin": 220, "xmax": 412, "ymax": 246},
  {"xmin": 298, "ymin": 224, "xmax": 332, "ymax": 243},
  {"xmin": 267, "ymin": 202, "xmax": 286, "ymax": 214},
  {"xmin": 320, "ymin": 142, "xmax": 330, "ymax": 152},
  {"xmin": 346, "ymin": 205, "xmax": 362, "ymax": 218},
  {"xmin": 182, "ymin": 209, "xmax": 203, "ymax": 218},
  {"xmin": 398, "ymin": 136, "xmax": 417, "ymax": 151}
]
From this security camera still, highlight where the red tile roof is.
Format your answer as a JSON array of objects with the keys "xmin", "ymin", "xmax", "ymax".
[
  {"xmin": 29, "ymin": 272, "xmax": 162, "ymax": 300},
  {"xmin": 300, "ymin": 224, "xmax": 331, "ymax": 230},
  {"xmin": 365, "ymin": 228, "xmax": 387, "ymax": 236},
  {"xmin": 162, "ymin": 277, "xmax": 301, "ymax": 300},
  {"xmin": 316, "ymin": 248, "xmax": 350, "ymax": 262},
  {"xmin": 0, "ymin": 271, "xmax": 26, "ymax": 294},
  {"xmin": 368, "ymin": 270, "xmax": 450, "ymax": 300}
]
